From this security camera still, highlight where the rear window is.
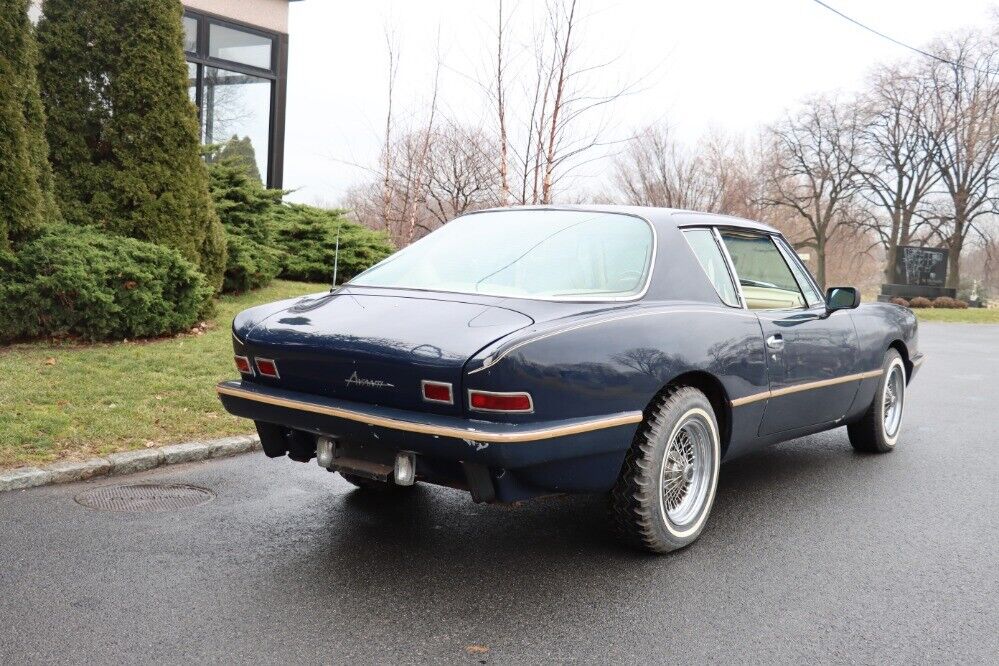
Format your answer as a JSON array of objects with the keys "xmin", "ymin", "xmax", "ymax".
[{"xmin": 350, "ymin": 210, "xmax": 655, "ymax": 300}]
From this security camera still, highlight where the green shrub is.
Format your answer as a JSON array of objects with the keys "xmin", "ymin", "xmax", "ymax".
[
  {"xmin": 272, "ymin": 205, "xmax": 394, "ymax": 284},
  {"xmin": 207, "ymin": 156, "xmax": 284, "ymax": 293},
  {"xmin": 214, "ymin": 136, "xmax": 263, "ymax": 185},
  {"xmin": 0, "ymin": 225, "xmax": 212, "ymax": 342},
  {"xmin": 37, "ymin": 0, "xmax": 226, "ymax": 290},
  {"xmin": 909, "ymin": 296, "xmax": 932, "ymax": 308},
  {"xmin": 222, "ymin": 233, "xmax": 283, "ymax": 295}
]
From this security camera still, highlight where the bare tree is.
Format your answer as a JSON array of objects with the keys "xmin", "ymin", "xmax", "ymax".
[
  {"xmin": 381, "ymin": 27, "xmax": 400, "ymax": 232},
  {"xmin": 351, "ymin": 0, "xmax": 643, "ymax": 240},
  {"xmin": 960, "ymin": 228, "xmax": 999, "ymax": 298},
  {"xmin": 494, "ymin": 0, "xmax": 512, "ymax": 206},
  {"xmin": 613, "ymin": 123, "xmax": 766, "ymax": 218},
  {"xmin": 762, "ymin": 96, "xmax": 862, "ymax": 288},
  {"xmin": 613, "ymin": 124, "xmax": 720, "ymax": 210},
  {"xmin": 851, "ymin": 63, "xmax": 940, "ymax": 284},
  {"xmin": 424, "ymin": 122, "xmax": 499, "ymax": 226},
  {"xmin": 402, "ymin": 49, "xmax": 441, "ymax": 245},
  {"xmin": 540, "ymin": 0, "xmax": 577, "ymax": 203},
  {"xmin": 924, "ymin": 33, "xmax": 999, "ymax": 289},
  {"xmin": 345, "ymin": 123, "xmax": 498, "ymax": 244},
  {"xmin": 700, "ymin": 130, "xmax": 753, "ymax": 217},
  {"xmin": 501, "ymin": 0, "xmax": 637, "ymax": 205}
]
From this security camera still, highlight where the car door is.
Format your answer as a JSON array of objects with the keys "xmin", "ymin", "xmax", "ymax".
[{"xmin": 718, "ymin": 230, "xmax": 861, "ymax": 435}]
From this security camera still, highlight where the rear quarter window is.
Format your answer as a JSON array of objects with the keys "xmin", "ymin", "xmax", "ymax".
[{"xmin": 682, "ymin": 229, "xmax": 740, "ymax": 307}]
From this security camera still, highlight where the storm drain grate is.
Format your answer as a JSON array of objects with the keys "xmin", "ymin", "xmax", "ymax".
[{"xmin": 75, "ymin": 483, "xmax": 215, "ymax": 512}]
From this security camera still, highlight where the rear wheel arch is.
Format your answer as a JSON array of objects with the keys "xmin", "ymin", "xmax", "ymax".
[
  {"xmin": 650, "ymin": 371, "xmax": 732, "ymax": 457},
  {"xmin": 888, "ymin": 339, "xmax": 912, "ymax": 380}
]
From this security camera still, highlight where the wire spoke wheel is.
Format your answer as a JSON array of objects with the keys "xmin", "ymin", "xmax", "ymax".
[
  {"xmin": 882, "ymin": 364, "xmax": 905, "ymax": 437},
  {"xmin": 659, "ymin": 415, "xmax": 712, "ymax": 528},
  {"xmin": 610, "ymin": 387, "xmax": 721, "ymax": 553},
  {"xmin": 848, "ymin": 350, "xmax": 906, "ymax": 454}
]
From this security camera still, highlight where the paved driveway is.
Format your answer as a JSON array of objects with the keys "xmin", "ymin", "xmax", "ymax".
[{"xmin": 1, "ymin": 323, "xmax": 996, "ymax": 664}]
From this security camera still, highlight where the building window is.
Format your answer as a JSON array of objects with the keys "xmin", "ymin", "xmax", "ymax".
[
  {"xmin": 186, "ymin": 62, "xmax": 199, "ymax": 106},
  {"xmin": 208, "ymin": 23, "xmax": 273, "ymax": 70},
  {"xmin": 183, "ymin": 10, "xmax": 287, "ymax": 188},
  {"xmin": 182, "ymin": 15, "xmax": 198, "ymax": 53},
  {"xmin": 203, "ymin": 67, "xmax": 271, "ymax": 183}
]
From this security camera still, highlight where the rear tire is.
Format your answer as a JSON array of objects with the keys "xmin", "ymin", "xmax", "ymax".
[
  {"xmin": 609, "ymin": 386, "xmax": 721, "ymax": 554},
  {"xmin": 847, "ymin": 349, "xmax": 906, "ymax": 453},
  {"xmin": 339, "ymin": 472, "xmax": 414, "ymax": 492}
]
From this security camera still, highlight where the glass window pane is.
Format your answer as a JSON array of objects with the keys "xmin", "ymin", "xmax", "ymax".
[
  {"xmin": 775, "ymin": 237, "xmax": 824, "ymax": 307},
  {"xmin": 352, "ymin": 211, "xmax": 654, "ymax": 299},
  {"xmin": 183, "ymin": 15, "xmax": 198, "ymax": 53},
  {"xmin": 187, "ymin": 62, "xmax": 199, "ymax": 107},
  {"xmin": 209, "ymin": 23, "xmax": 272, "ymax": 70},
  {"xmin": 202, "ymin": 67, "xmax": 271, "ymax": 184},
  {"xmin": 720, "ymin": 232, "xmax": 806, "ymax": 310},
  {"xmin": 683, "ymin": 229, "xmax": 739, "ymax": 307}
]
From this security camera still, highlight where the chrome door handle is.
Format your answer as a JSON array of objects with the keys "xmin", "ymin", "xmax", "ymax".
[{"xmin": 766, "ymin": 334, "xmax": 784, "ymax": 350}]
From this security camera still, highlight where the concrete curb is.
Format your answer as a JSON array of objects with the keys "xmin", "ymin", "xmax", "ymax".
[{"xmin": 0, "ymin": 435, "xmax": 260, "ymax": 493}]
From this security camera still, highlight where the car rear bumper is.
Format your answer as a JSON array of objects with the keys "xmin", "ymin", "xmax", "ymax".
[{"xmin": 216, "ymin": 380, "xmax": 641, "ymax": 473}]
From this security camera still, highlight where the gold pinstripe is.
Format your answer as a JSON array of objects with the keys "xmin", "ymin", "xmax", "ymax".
[
  {"xmin": 730, "ymin": 369, "xmax": 884, "ymax": 407},
  {"xmin": 216, "ymin": 383, "xmax": 643, "ymax": 443}
]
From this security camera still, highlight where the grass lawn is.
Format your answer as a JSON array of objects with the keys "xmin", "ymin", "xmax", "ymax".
[
  {"xmin": 0, "ymin": 279, "xmax": 328, "ymax": 469},
  {"xmin": 912, "ymin": 308, "xmax": 999, "ymax": 323}
]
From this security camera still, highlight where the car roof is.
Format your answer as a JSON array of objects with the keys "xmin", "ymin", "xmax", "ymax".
[{"xmin": 475, "ymin": 204, "xmax": 780, "ymax": 234}]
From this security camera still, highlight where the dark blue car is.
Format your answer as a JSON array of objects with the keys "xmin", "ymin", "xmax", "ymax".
[{"xmin": 218, "ymin": 206, "xmax": 923, "ymax": 553}]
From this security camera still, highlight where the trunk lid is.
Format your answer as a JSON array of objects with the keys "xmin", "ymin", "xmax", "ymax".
[{"xmin": 240, "ymin": 291, "xmax": 534, "ymax": 414}]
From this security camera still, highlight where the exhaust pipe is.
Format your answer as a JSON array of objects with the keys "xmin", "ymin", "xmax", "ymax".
[
  {"xmin": 316, "ymin": 438, "xmax": 415, "ymax": 486},
  {"xmin": 316, "ymin": 436, "xmax": 336, "ymax": 469},
  {"xmin": 394, "ymin": 452, "xmax": 416, "ymax": 486}
]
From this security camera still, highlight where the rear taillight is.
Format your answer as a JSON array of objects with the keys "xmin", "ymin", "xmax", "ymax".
[
  {"xmin": 234, "ymin": 355, "xmax": 253, "ymax": 375},
  {"xmin": 468, "ymin": 390, "xmax": 533, "ymax": 413},
  {"xmin": 255, "ymin": 358, "xmax": 280, "ymax": 378},
  {"xmin": 422, "ymin": 380, "xmax": 453, "ymax": 404}
]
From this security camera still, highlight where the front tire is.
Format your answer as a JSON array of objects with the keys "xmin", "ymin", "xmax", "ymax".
[
  {"xmin": 609, "ymin": 386, "xmax": 721, "ymax": 554},
  {"xmin": 847, "ymin": 349, "xmax": 906, "ymax": 453}
]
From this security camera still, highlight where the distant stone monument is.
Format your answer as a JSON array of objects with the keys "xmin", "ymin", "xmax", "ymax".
[
  {"xmin": 878, "ymin": 245, "xmax": 956, "ymax": 302},
  {"xmin": 969, "ymin": 280, "xmax": 983, "ymax": 308}
]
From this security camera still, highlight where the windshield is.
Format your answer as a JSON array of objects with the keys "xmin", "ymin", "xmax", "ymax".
[{"xmin": 349, "ymin": 210, "xmax": 655, "ymax": 300}]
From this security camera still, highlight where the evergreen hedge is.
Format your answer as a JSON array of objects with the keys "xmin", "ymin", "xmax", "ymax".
[
  {"xmin": 272, "ymin": 205, "xmax": 395, "ymax": 284},
  {"xmin": 37, "ymin": 0, "xmax": 226, "ymax": 290},
  {"xmin": 215, "ymin": 136, "xmax": 264, "ymax": 185},
  {"xmin": 207, "ymin": 156, "xmax": 284, "ymax": 293},
  {"xmin": 21, "ymin": 6, "xmax": 59, "ymax": 227},
  {"xmin": 0, "ymin": 0, "xmax": 50, "ymax": 249},
  {"xmin": 207, "ymin": 156, "xmax": 395, "ymax": 291},
  {"xmin": 0, "ymin": 225, "xmax": 212, "ymax": 342}
]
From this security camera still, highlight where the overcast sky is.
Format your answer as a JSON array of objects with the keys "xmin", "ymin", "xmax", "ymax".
[{"xmin": 282, "ymin": 0, "xmax": 996, "ymax": 206}]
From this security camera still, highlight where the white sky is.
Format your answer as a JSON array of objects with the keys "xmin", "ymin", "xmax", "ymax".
[{"xmin": 282, "ymin": 0, "xmax": 996, "ymax": 205}]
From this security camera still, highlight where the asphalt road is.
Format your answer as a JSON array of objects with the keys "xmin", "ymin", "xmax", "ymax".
[{"xmin": 1, "ymin": 323, "xmax": 997, "ymax": 664}]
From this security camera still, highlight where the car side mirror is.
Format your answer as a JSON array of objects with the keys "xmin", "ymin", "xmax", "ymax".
[{"xmin": 825, "ymin": 286, "xmax": 860, "ymax": 312}]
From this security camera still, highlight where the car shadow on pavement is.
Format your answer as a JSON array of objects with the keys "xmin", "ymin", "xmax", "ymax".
[{"xmin": 240, "ymin": 433, "xmax": 860, "ymax": 639}]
